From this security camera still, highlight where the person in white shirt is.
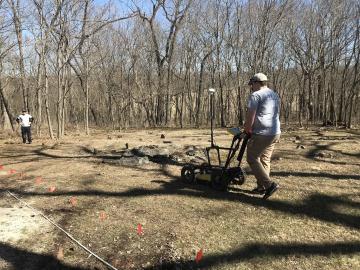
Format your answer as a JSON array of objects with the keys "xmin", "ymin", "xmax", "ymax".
[{"xmin": 16, "ymin": 109, "xmax": 34, "ymax": 144}]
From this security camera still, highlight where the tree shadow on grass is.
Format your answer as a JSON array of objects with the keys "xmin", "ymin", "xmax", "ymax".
[
  {"xmin": 272, "ymin": 170, "xmax": 360, "ymax": 180},
  {"xmin": 306, "ymin": 141, "xmax": 360, "ymax": 159},
  {"xmin": 0, "ymin": 243, "xmax": 88, "ymax": 270},
  {"xmin": 143, "ymin": 241, "xmax": 360, "ymax": 270},
  {"xmin": 3, "ymin": 147, "xmax": 360, "ymax": 232},
  {"xmin": 2, "ymin": 169, "xmax": 360, "ymax": 231},
  {"xmin": 151, "ymin": 169, "xmax": 360, "ymax": 230},
  {"xmin": 2, "ymin": 162, "xmax": 360, "ymax": 269}
]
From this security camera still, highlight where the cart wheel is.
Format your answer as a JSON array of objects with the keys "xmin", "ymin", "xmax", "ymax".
[
  {"xmin": 181, "ymin": 164, "xmax": 195, "ymax": 184},
  {"xmin": 234, "ymin": 168, "xmax": 246, "ymax": 185},
  {"xmin": 211, "ymin": 172, "xmax": 229, "ymax": 191},
  {"xmin": 199, "ymin": 163, "xmax": 210, "ymax": 174}
]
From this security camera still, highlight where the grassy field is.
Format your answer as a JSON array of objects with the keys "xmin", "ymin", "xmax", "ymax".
[{"xmin": 0, "ymin": 127, "xmax": 359, "ymax": 270}]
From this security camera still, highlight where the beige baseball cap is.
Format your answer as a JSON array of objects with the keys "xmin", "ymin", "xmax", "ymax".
[{"xmin": 248, "ymin": 73, "xmax": 268, "ymax": 85}]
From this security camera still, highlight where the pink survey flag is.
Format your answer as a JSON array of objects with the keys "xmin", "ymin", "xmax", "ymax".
[
  {"xmin": 35, "ymin": 177, "xmax": 43, "ymax": 184},
  {"xmin": 69, "ymin": 197, "xmax": 77, "ymax": 207},
  {"xmin": 137, "ymin": 224, "xmax": 143, "ymax": 235},
  {"xmin": 99, "ymin": 211, "xmax": 107, "ymax": 221}
]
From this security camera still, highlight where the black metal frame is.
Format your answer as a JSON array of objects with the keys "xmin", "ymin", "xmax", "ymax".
[
  {"xmin": 205, "ymin": 133, "xmax": 249, "ymax": 170},
  {"xmin": 207, "ymin": 89, "xmax": 249, "ymax": 172},
  {"xmin": 180, "ymin": 88, "xmax": 249, "ymax": 190}
]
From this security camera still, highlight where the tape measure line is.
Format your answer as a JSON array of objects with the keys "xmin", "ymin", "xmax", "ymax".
[{"xmin": 7, "ymin": 191, "xmax": 119, "ymax": 270}]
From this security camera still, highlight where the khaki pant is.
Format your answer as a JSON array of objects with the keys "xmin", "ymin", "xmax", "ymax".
[{"xmin": 246, "ymin": 134, "xmax": 280, "ymax": 189}]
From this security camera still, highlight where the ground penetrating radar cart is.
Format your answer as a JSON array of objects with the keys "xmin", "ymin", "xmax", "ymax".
[{"xmin": 181, "ymin": 88, "xmax": 249, "ymax": 191}]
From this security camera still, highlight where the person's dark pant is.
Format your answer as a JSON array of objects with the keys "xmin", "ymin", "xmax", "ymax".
[{"xmin": 21, "ymin": 126, "xmax": 32, "ymax": 143}]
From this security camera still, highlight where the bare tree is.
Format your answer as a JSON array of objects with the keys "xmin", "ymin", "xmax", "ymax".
[
  {"xmin": 135, "ymin": 0, "xmax": 192, "ymax": 126},
  {"xmin": 0, "ymin": 0, "xmax": 359, "ymax": 136},
  {"xmin": 7, "ymin": 0, "xmax": 29, "ymax": 110}
]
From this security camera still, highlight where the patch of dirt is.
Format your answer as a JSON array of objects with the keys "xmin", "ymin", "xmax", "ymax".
[
  {"xmin": 0, "ymin": 203, "xmax": 49, "ymax": 243},
  {"xmin": 0, "ymin": 200, "xmax": 53, "ymax": 270}
]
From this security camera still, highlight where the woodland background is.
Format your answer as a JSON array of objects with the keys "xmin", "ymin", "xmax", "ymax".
[{"xmin": 0, "ymin": 0, "xmax": 359, "ymax": 139}]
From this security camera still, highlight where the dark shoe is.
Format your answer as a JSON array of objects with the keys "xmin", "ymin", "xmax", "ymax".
[
  {"xmin": 263, "ymin": 182, "xmax": 279, "ymax": 200},
  {"xmin": 251, "ymin": 187, "xmax": 266, "ymax": 195}
]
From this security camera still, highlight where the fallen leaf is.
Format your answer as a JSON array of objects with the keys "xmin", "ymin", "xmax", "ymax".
[
  {"xmin": 0, "ymin": 165, "xmax": 3, "ymax": 170},
  {"xmin": 49, "ymin": 186, "xmax": 56, "ymax": 192},
  {"xmin": 8, "ymin": 169, "xmax": 16, "ymax": 174}
]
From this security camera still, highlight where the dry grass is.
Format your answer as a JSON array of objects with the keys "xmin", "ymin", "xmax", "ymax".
[{"xmin": 0, "ymin": 127, "xmax": 359, "ymax": 270}]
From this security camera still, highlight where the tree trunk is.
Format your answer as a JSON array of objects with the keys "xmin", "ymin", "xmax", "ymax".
[
  {"xmin": 44, "ymin": 70, "xmax": 54, "ymax": 139},
  {"xmin": 36, "ymin": 57, "xmax": 43, "ymax": 136},
  {"xmin": 0, "ymin": 82, "xmax": 15, "ymax": 132},
  {"xmin": 85, "ymin": 58, "xmax": 89, "ymax": 135},
  {"xmin": 9, "ymin": 0, "xmax": 28, "ymax": 110},
  {"xmin": 56, "ymin": 53, "xmax": 63, "ymax": 138}
]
